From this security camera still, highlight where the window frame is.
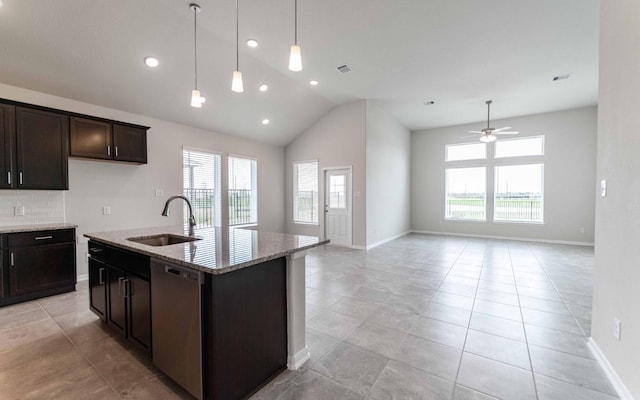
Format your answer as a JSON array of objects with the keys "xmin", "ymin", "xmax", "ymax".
[
  {"xmin": 293, "ymin": 160, "xmax": 319, "ymax": 225},
  {"xmin": 493, "ymin": 163, "xmax": 545, "ymax": 224},
  {"xmin": 228, "ymin": 154, "xmax": 258, "ymax": 226},
  {"xmin": 444, "ymin": 166, "xmax": 487, "ymax": 221}
]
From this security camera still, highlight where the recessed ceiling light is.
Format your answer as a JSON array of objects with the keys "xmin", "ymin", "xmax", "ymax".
[
  {"xmin": 0, "ymin": 1, "xmax": 4, "ymax": 8},
  {"xmin": 246, "ymin": 39, "xmax": 258, "ymax": 48},
  {"xmin": 262, "ymin": 118, "xmax": 270, "ymax": 125},
  {"xmin": 144, "ymin": 57, "xmax": 159, "ymax": 68},
  {"xmin": 259, "ymin": 84, "xmax": 268, "ymax": 92},
  {"xmin": 309, "ymin": 80, "xmax": 319, "ymax": 86}
]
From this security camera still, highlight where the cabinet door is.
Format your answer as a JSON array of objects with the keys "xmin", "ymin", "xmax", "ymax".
[
  {"xmin": 107, "ymin": 265, "xmax": 126, "ymax": 335},
  {"xmin": 127, "ymin": 274, "xmax": 151, "ymax": 350},
  {"xmin": 0, "ymin": 104, "xmax": 16, "ymax": 189},
  {"xmin": 112, "ymin": 124, "xmax": 147, "ymax": 164},
  {"xmin": 0, "ymin": 250, "xmax": 5, "ymax": 299},
  {"xmin": 70, "ymin": 117, "xmax": 112, "ymax": 160},
  {"xmin": 89, "ymin": 257, "xmax": 107, "ymax": 320},
  {"xmin": 9, "ymin": 243, "xmax": 76, "ymax": 297},
  {"xmin": 15, "ymin": 107, "xmax": 69, "ymax": 190}
]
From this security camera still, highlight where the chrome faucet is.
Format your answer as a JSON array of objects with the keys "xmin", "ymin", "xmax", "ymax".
[{"xmin": 162, "ymin": 195, "xmax": 196, "ymax": 236}]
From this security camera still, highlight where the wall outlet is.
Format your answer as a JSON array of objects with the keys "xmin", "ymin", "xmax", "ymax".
[
  {"xmin": 102, "ymin": 206, "xmax": 111, "ymax": 215},
  {"xmin": 580, "ymin": 227, "xmax": 585, "ymax": 234},
  {"xmin": 614, "ymin": 318, "xmax": 621, "ymax": 340},
  {"xmin": 155, "ymin": 188, "xmax": 164, "ymax": 197},
  {"xmin": 14, "ymin": 205, "xmax": 25, "ymax": 216}
]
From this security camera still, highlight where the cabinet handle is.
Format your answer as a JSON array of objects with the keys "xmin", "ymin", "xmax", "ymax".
[
  {"xmin": 7, "ymin": 171, "xmax": 10, "ymax": 185},
  {"xmin": 118, "ymin": 277, "xmax": 124, "ymax": 297},
  {"xmin": 123, "ymin": 279, "xmax": 130, "ymax": 299},
  {"xmin": 89, "ymin": 247, "xmax": 103, "ymax": 253},
  {"xmin": 10, "ymin": 252, "xmax": 14, "ymax": 267},
  {"xmin": 107, "ymin": 145, "xmax": 111, "ymax": 156},
  {"xmin": 19, "ymin": 172, "xmax": 23, "ymax": 185},
  {"xmin": 35, "ymin": 236, "xmax": 53, "ymax": 240},
  {"xmin": 98, "ymin": 268, "xmax": 105, "ymax": 285},
  {"xmin": 115, "ymin": 146, "xmax": 119, "ymax": 157}
]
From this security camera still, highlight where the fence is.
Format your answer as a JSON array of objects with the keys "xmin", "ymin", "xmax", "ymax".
[
  {"xmin": 446, "ymin": 197, "xmax": 542, "ymax": 222},
  {"xmin": 229, "ymin": 188, "xmax": 253, "ymax": 225},
  {"xmin": 295, "ymin": 190, "xmax": 317, "ymax": 223},
  {"xmin": 184, "ymin": 188, "xmax": 216, "ymax": 228}
]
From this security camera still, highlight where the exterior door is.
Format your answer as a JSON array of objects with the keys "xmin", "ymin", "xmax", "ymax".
[{"xmin": 324, "ymin": 168, "xmax": 352, "ymax": 247}]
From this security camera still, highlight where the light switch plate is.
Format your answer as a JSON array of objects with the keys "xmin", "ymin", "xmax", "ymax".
[
  {"xmin": 103, "ymin": 206, "xmax": 111, "ymax": 215},
  {"xmin": 601, "ymin": 179, "xmax": 607, "ymax": 197},
  {"xmin": 155, "ymin": 189, "xmax": 164, "ymax": 197},
  {"xmin": 14, "ymin": 205, "xmax": 25, "ymax": 216}
]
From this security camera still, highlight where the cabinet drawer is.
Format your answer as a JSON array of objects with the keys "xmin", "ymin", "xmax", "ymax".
[
  {"xmin": 88, "ymin": 241, "xmax": 107, "ymax": 262},
  {"xmin": 7, "ymin": 229, "xmax": 75, "ymax": 247}
]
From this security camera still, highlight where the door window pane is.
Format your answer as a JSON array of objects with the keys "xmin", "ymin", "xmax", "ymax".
[
  {"xmin": 494, "ymin": 164, "xmax": 543, "ymax": 222},
  {"xmin": 329, "ymin": 175, "xmax": 346, "ymax": 209},
  {"xmin": 495, "ymin": 137, "xmax": 544, "ymax": 158},
  {"xmin": 183, "ymin": 149, "xmax": 221, "ymax": 228},
  {"xmin": 228, "ymin": 156, "xmax": 257, "ymax": 225},
  {"xmin": 293, "ymin": 161, "xmax": 319, "ymax": 224},
  {"xmin": 445, "ymin": 167, "xmax": 486, "ymax": 220},
  {"xmin": 446, "ymin": 143, "xmax": 486, "ymax": 161}
]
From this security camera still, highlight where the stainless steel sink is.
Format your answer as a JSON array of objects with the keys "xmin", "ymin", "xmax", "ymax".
[{"xmin": 127, "ymin": 234, "xmax": 201, "ymax": 247}]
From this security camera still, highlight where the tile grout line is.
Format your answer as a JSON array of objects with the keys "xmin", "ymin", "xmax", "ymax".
[
  {"xmin": 36, "ymin": 296, "xmax": 124, "ymax": 399},
  {"xmin": 507, "ymin": 243, "xmax": 540, "ymax": 400}
]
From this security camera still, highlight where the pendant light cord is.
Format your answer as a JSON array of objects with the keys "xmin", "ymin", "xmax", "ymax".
[
  {"xmin": 294, "ymin": 0, "xmax": 298, "ymax": 45},
  {"xmin": 193, "ymin": 5, "xmax": 198, "ymax": 90},
  {"xmin": 236, "ymin": 0, "xmax": 239, "ymax": 70}
]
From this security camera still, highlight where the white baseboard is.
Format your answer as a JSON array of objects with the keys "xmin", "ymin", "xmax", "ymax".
[
  {"xmin": 366, "ymin": 231, "xmax": 411, "ymax": 250},
  {"xmin": 588, "ymin": 338, "xmax": 635, "ymax": 400},
  {"xmin": 411, "ymin": 230, "xmax": 594, "ymax": 247},
  {"xmin": 287, "ymin": 347, "xmax": 310, "ymax": 370},
  {"xmin": 77, "ymin": 274, "xmax": 88, "ymax": 282}
]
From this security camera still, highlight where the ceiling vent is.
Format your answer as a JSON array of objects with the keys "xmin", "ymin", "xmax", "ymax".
[
  {"xmin": 553, "ymin": 74, "xmax": 571, "ymax": 81},
  {"xmin": 337, "ymin": 64, "xmax": 352, "ymax": 74}
]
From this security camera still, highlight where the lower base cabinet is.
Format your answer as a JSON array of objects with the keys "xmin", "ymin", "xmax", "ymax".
[
  {"xmin": 0, "ymin": 228, "xmax": 76, "ymax": 307},
  {"xmin": 88, "ymin": 241, "xmax": 151, "ymax": 353}
]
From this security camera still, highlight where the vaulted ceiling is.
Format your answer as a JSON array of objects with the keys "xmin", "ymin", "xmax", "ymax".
[{"xmin": 0, "ymin": 0, "xmax": 599, "ymax": 146}]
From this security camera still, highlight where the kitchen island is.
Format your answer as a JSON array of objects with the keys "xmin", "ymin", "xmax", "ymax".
[{"xmin": 85, "ymin": 225, "xmax": 327, "ymax": 400}]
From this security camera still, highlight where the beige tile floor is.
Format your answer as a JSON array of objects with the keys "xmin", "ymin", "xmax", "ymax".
[{"xmin": 0, "ymin": 234, "xmax": 618, "ymax": 399}]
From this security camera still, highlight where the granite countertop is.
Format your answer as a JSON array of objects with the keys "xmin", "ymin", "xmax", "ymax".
[
  {"xmin": 84, "ymin": 225, "xmax": 328, "ymax": 275},
  {"xmin": 0, "ymin": 223, "xmax": 78, "ymax": 234}
]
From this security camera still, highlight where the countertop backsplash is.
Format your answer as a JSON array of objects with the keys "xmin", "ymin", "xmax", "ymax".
[{"xmin": 0, "ymin": 191, "xmax": 65, "ymax": 227}]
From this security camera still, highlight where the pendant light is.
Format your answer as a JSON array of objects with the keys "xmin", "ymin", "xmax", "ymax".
[
  {"xmin": 190, "ymin": 3, "xmax": 205, "ymax": 108},
  {"xmin": 231, "ymin": 0, "xmax": 244, "ymax": 92},
  {"xmin": 288, "ymin": 0, "xmax": 302, "ymax": 71}
]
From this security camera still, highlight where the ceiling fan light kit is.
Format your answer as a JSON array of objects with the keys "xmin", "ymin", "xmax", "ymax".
[{"xmin": 469, "ymin": 100, "xmax": 519, "ymax": 142}]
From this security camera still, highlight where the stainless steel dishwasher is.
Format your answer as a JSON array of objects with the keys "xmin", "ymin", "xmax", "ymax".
[{"xmin": 151, "ymin": 259, "xmax": 204, "ymax": 400}]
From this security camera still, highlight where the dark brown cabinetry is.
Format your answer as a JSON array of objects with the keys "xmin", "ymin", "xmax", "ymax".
[
  {"xmin": 70, "ymin": 117, "xmax": 147, "ymax": 164},
  {"xmin": 88, "ymin": 240, "xmax": 151, "ymax": 352},
  {"xmin": 15, "ymin": 107, "xmax": 69, "ymax": 190},
  {"xmin": 0, "ymin": 228, "xmax": 76, "ymax": 307},
  {"xmin": 0, "ymin": 104, "xmax": 16, "ymax": 189}
]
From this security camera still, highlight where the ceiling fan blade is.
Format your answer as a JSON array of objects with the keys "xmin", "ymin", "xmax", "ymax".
[
  {"xmin": 495, "ymin": 131, "xmax": 519, "ymax": 135},
  {"xmin": 468, "ymin": 130, "xmax": 484, "ymax": 134},
  {"xmin": 493, "ymin": 126, "xmax": 512, "ymax": 132}
]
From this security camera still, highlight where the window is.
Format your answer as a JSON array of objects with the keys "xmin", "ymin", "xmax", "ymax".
[
  {"xmin": 444, "ymin": 136, "xmax": 545, "ymax": 223},
  {"xmin": 446, "ymin": 143, "xmax": 486, "ymax": 161},
  {"xmin": 495, "ymin": 136, "xmax": 544, "ymax": 158},
  {"xmin": 329, "ymin": 175, "xmax": 347, "ymax": 209},
  {"xmin": 445, "ymin": 167, "xmax": 486, "ymax": 220},
  {"xmin": 228, "ymin": 156, "xmax": 257, "ymax": 225},
  {"xmin": 293, "ymin": 160, "xmax": 319, "ymax": 224},
  {"xmin": 183, "ymin": 148, "xmax": 221, "ymax": 228},
  {"xmin": 494, "ymin": 164, "xmax": 543, "ymax": 222}
]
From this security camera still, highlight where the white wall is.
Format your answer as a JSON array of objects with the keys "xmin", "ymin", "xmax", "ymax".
[
  {"xmin": 365, "ymin": 101, "xmax": 411, "ymax": 247},
  {"xmin": 591, "ymin": 0, "xmax": 640, "ymax": 398},
  {"xmin": 285, "ymin": 101, "xmax": 367, "ymax": 247},
  {"xmin": 0, "ymin": 83, "xmax": 286, "ymax": 279},
  {"xmin": 411, "ymin": 106, "xmax": 597, "ymax": 244}
]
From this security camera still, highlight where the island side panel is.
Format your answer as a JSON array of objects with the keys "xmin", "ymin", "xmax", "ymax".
[
  {"xmin": 203, "ymin": 256, "xmax": 288, "ymax": 400},
  {"xmin": 286, "ymin": 251, "xmax": 309, "ymax": 369}
]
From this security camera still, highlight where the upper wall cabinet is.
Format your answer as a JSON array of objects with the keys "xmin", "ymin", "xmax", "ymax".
[
  {"xmin": 0, "ymin": 104, "xmax": 16, "ymax": 189},
  {"xmin": 15, "ymin": 107, "xmax": 69, "ymax": 190},
  {"xmin": 70, "ymin": 117, "xmax": 147, "ymax": 164}
]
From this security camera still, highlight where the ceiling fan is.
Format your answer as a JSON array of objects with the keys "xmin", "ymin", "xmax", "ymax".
[{"xmin": 467, "ymin": 100, "xmax": 519, "ymax": 143}]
